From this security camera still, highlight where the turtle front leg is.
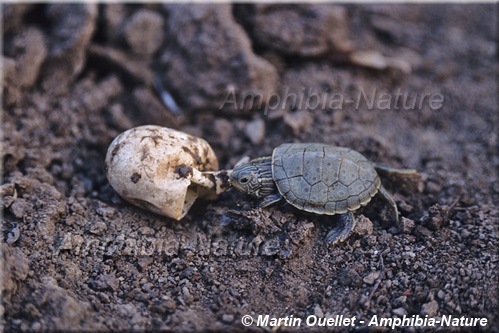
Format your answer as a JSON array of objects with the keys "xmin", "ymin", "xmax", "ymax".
[
  {"xmin": 258, "ymin": 193, "xmax": 282, "ymax": 208},
  {"xmin": 325, "ymin": 212, "xmax": 357, "ymax": 246}
]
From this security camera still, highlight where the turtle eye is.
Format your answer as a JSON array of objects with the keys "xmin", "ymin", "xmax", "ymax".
[{"xmin": 239, "ymin": 176, "xmax": 249, "ymax": 184}]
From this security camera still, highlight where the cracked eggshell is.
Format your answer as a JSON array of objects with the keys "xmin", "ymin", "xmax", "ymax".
[{"xmin": 105, "ymin": 125, "xmax": 219, "ymax": 220}]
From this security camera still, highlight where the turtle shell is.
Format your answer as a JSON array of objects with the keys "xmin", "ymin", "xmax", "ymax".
[{"xmin": 272, "ymin": 143, "xmax": 381, "ymax": 215}]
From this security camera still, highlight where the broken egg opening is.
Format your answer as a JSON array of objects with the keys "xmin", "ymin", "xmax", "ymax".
[{"xmin": 105, "ymin": 125, "xmax": 231, "ymax": 220}]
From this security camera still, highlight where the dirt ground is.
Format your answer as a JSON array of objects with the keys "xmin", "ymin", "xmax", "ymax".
[{"xmin": 2, "ymin": 3, "xmax": 498, "ymax": 332}]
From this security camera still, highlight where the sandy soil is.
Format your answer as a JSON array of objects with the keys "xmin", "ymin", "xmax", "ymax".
[{"xmin": 2, "ymin": 3, "xmax": 498, "ymax": 332}]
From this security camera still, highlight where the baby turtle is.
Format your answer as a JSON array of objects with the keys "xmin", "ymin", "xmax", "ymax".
[{"xmin": 230, "ymin": 143, "xmax": 410, "ymax": 246}]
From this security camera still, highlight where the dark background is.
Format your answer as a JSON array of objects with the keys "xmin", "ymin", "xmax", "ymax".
[{"xmin": 2, "ymin": 4, "xmax": 497, "ymax": 332}]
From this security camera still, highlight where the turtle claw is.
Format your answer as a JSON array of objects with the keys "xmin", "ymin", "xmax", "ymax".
[{"xmin": 325, "ymin": 212, "xmax": 357, "ymax": 246}]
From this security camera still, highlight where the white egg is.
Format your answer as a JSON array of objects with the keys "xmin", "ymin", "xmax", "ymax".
[{"xmin": 105, "ymin": 125, "xmax": 230, "ymax": 220}]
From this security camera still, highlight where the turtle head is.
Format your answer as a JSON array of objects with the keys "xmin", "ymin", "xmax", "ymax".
[{"xmin": 230, "ymin": 157, "xmax": 274, "ymax": 199}]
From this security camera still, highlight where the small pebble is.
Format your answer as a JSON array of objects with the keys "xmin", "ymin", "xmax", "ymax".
[
  {"xmin": 421, "ymin": 299, "xmax": 439, "ymax": 317},
  {"xmin": 403, "ymin": 251, "xmax": 416, "ymax": 258},
  {"xmin": 415, "ymin": 225, "xmax": 433, "ymax": 238},
  {"xmin": 89, "ymin": 221, "xmax": 107, "ymax": 235},
  {"xmin": 214, "ymin": 119, "xmax": 234, "ymax": 146},
  {"xmin": 222, "ymin": 314, "xmax": 234, "ymax": 323},
  {"xmin": 426, "ymin": 181, "xmax": 442, "ymax": 194},
  {"xmin": 151, "ymin": 297, "xmax": 177, "ymax": 315},
  {"xmin": 10, "ymin": 199, "xmax": 32, "ymax": 219},
  {"xmin": 314, "ymin": 304, "xmax": 324, "ymax": 318},
  {"xmin": 422, "ymin": 204, "xmax": 449, "ymax": 231},
  {"xmin": 400, "ymin": 217, "xmax": 415, "ymax": 233},
  {"xmin": 124, "ymin": 9, "xmax": 164, "ymax": 56},
  {"xmin": 460, "ymin": 229, "xmax": 471, "ymax": 238},
  {"xmin": 244, "ymin": 118, "xmax": 265, "ymax": 145},
  {"xmin": 392, "ymin": 307, "xmax": 408, "ymax": 316},
  {"xmin": 138, "ymin": 226, "xmax": 154, "ymax": 236},
  {"xmin": 354, "ymin": 215, "xmax": 373, "ymax": 236},
  {"xmin": 284, "ymin": 111, "xmax": 313, "ymax": 136},
  {"xmin": 6, "ymin": 224, "xmax": 20, "ymax": 244},
  {"xmin": 141, "ymin": 282, "xmax": 154, "ymax": 292},
  {"xmin": 363, "ymin": 271, "xmax": 380, "ymax": 285},
  {"xmin": 99, "ymin": 292, "xmax": 110, "ymax": 304}
]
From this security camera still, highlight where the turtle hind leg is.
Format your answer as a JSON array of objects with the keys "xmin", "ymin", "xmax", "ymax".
[
  {"xmin": 374, "ymin": 163, "xmax": 418, "ymax": 176},
  {"xmin": 378, "ymin": 185, "xmax": 399, "ymax": 225},
  {"xmin": 325, "ymin": 212, "xmax": 357, "ymax": 246}
]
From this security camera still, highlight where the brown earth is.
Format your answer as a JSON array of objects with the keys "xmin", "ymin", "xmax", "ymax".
[{"xmin": 1, "ymin": 3, "xmax": 498, "ymax": 332}]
